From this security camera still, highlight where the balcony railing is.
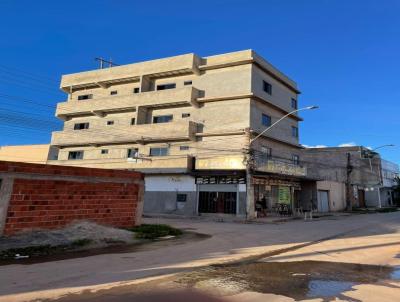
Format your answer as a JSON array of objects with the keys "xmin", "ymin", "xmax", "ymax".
[
  {"xmin": 51, "ymin": 121, "xmax": 197, "ymax": 147},
  {"xmin": 56, "ymin": 87, "xmax": 200, "ymax": 120},
  {"xmin": 48, "ymin": 155, "xmax": 193, "ymax": 172}
]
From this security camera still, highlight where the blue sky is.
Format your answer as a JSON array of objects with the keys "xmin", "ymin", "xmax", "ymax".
[{"xmin": 0, "ymin": 0, "xmax": 399, "ymax": 163}]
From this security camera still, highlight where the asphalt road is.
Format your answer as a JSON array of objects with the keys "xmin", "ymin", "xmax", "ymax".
[{"xmin": 1, "ymin": 212, "xmax": 399, "ymax": 302}]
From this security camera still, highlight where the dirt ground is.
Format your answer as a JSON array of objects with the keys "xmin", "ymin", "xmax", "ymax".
[{"xmin": 1, "ymin": 212, "xmax": 400, "ymax": 302}]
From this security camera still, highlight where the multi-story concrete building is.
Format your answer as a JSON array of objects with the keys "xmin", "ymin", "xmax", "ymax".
[{"xmin": 49, "ymin": 50, "xmax": 308, "ymax": 217}]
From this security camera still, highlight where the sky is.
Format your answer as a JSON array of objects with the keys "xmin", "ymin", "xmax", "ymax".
[{"xmin": 0, "ymin": 0, "xmax": 399, "ymax": 163}]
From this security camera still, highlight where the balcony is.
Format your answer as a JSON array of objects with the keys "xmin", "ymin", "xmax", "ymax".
[
  {"xmin": 56, "ymin": 87, "xmax": 200, "ymax": 120},
  {"xmin": 48, "ymin": 155, "xmax": 192, "ymax": 173},
  {"xmin": 51, "ymin": 121, "xmax": 197, "ymax": 147},
  {"xmin": 61, "ymin": 53, "xmax": 201, "ymax": 92},
  {"xmin": 255, "ymin": 159, "xmax": 307, "ymax": 177}
]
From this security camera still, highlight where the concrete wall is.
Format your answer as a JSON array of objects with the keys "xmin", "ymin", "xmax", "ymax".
[
  {"xmin": 316, "ymin": 181, "xmax": 346, "ymax": 211},
  {"xmin": 0, "ymin": 161, "xmax": 144, "ymax": 236}
]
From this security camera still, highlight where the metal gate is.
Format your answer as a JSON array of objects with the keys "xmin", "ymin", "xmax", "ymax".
[
  {"xmin": 317, "ymin": 190, "xmax": 330, "ymax": 212},
  {"xmin": 198, "ymin": 191, "xmax": 237, "ymax": 214}
]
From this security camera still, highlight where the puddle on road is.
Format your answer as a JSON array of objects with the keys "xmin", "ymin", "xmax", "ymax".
[
  {"xmin": 48, "ymin": 261, "xmax": 400, "ymax": 302},
  {"xmin": 176, "ymin": 261, "xmax": 398, "ymax": 300}
]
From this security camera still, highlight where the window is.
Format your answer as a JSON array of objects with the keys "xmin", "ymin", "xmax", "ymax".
[
  {"xmin": 127, "ymin": 148, "xmax": 139, "ymax": 158},
  {"xmin": 184, "ymin": 80, "xmax": 192, "ymax": 86},
  {"xmin": 133, "ymin": 87, "xmax": 140, "ymax": 94},
  {"xmin": 156, "ymin": 83, "xmax": 176, "ymax": 90},
  {"xmin": 291, "ymin": 98, "xmax": 297, "ymax": 109},
  {"xmin": 176, "ymin": 193, "xmax": 187, "ymax": 202},
  {"xmin": 77, "ymin": 94, "xmax": 93, "ymax": 100},
  {"xmin": 292, "ymin": 126, "xmax": 299, "ymax": 138},
  {"xmin": 292, "ymin": 155, "xmax": 300, "ymax": 165},
  {"xmin": 261, "ymin": 146, "xmax": 272, "ymax": 158},
  {"xmin": 153, "ymin": 115, "xmax": 173, "ymax": 124},
  {"xmin": 68, "ymin": 151, "xmax": 84, "ymax": 160},
  {"xmin": 73, "ymin": 122, "xmax": 89, "ymax": 130},
  {"xmin": 263, "ymin": 81, "xmax": 272, "ymax": 95},
  {"xmin": 149, "ymin": 147, "xmax": 169, "ymax": 156},
  {"xmin": 262, "ymin": 114, "xmax": 271, "ymax": 127},
  {"xmin": 130, "ymin": 118, "xmax": 136, "ymax": 125},
  {"xmin": 107, "ymin": 120, "xmax": 114, "ymax": 125},
  {"xmin": 101, "ymin": 149, "xmax": 109, "ymax": 154},
  {"xmin": 180, "ymin": 145, "xmax": 189, "ymax": 151},
  {"xmin": 110, "ymin": 90, "xmax": 118, "ymax": 95},
  {"xmin": 182, "ymin": 113, "xmax": 190, "ymax": 118}
]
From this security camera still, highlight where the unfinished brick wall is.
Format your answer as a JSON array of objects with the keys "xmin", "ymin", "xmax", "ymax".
[{"xmin": 0, "ymin": 161, "xmax": 144, "ymax": 236}]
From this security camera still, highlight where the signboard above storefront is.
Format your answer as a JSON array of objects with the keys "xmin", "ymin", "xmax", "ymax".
[
  {"xmin": 196, "ymin": 156, "xmax": 246, "ymax": 170},
  {"xmin": 256, "ymin": 160, "xmax": 307, "ymax": 177},
  {"xmin": 195, "ymin": 176, "xmax": 246, "ymax": 184}
]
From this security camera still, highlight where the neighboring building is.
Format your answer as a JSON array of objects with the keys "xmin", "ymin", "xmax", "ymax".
[
  {"xmin": 0, "ymin": 144, "xmax": 58, "ymax": 164},
  {"xmin": 49, "ymin": 50, "xmax": 308, "ymax": 217},
  {"xmin": 365, "ymin": 159, "xmax": 399, "ymax": 207},
  {"xmin": 301, "ymin": 146, "xmax": 389, "ymax": 211}
]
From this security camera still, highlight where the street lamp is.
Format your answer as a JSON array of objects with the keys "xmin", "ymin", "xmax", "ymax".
[
  {"xmin": 250, "ymin": 106, "xmax": 319, "ymax": 144},
  {"xmin": 372, "ymin": 144, "xmax": 395, "ymax": 152},
  {"xmin": 246, "ymin": 105, "xmax": 319, "ymax": 219}
]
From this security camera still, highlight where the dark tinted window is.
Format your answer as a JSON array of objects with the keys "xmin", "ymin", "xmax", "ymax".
[
  {"xmin": 182, "ymin": 113, "xmax": 190, "ymax": 118},
  {"xmin": 131, "ymin": 118, "xmax": 136, "ymax": 125},
  {"xmin": 291, "ymin": 98, "xmax": 297, "ymax": 109},
  {"xmin": 68, "ymin": 151, "xmax": 84, "ymax": 160},
  {"xmin": 149, "ymin": 147, "xmax": 169, "ymax": 156},
  {"xmin": 110, "ymin": 90, "xmax": 118, "ymax": 95},
  {"xmin": 184, "ymin": 80, "xmax": 192, "ymax": 86},
  {"xmin": 180, "ymin": 146, "xmax": 189, "ymax": 151},
  {"xmin": 77, "ymin": 94, "xmax": 93, "ymax": 100},
  {"xmin": 263, "ymin": 81, "xmax": 272, "ymax": 95},
  {"xmin": 177, "ymin": 194, "xmax": 187, "ymax": 202},
  {"xmin": 101, "ymin": 149, "xmax": 109, "ymax": 154},
  {"xmin": 107, "ymin": 120, "xmax": 114, "ymax": 125},
  {"xmin": 156, "ymin": 83, "xmax": 176, "ymax": 90},
  {"xmin": 127, "ymin": 148, "xmax": 139, "ymax": 158},
  {"xmin": 262, "ymin": 114, "xmax": 271, "ymax": 127},
  {"xmin": 153, "ymin": 115, "xmax": 173, "ymax": 123},
  {"xmin": 292, "ymin": 126, "xmax": 299, "ymax": 138},
  {"xmin": 73, "ymin": 123, "xmax": 89, "ymax": 130},
  {"xmin": 133, "ymin": 87, "xmax": 140, "ymax": 94}
]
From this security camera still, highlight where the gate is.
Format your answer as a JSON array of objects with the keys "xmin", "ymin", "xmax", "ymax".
[{"xmin": 198, "ymin": 191, "xmax": 237, "ymax": 214}]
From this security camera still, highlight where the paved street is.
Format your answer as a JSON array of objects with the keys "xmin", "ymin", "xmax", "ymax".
[{"xmin": 1, "ymin": 212, "xmax": 400, "ymax": 301}]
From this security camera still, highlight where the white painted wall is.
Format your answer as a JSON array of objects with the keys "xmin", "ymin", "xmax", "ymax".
[{"xmin": 145, "ymin": 175, "xmax": 196, "ymax": 192}]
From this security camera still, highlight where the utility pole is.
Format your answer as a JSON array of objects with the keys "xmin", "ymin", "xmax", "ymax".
[
  {"xmin": 345, "ymin": 152, "xmax": 353, "ymax": 211},
  {"xmin": 245, "ymin": 128, "xmax": 255, "ymax": 220}
]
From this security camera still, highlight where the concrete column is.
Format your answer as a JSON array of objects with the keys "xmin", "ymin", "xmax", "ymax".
[{"xmin": 0, "ymin": 178, "xmax": 14, "ymax": 236}]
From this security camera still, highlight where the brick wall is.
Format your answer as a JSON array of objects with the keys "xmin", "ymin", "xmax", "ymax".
[{"xmin": 0, "ymin": 161, "xmax": 144, "ymax": 236}]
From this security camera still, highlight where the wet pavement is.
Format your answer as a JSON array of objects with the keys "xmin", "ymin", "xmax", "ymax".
[
  {"xmin": 48, "ymin": 261, "xmax": 400, "ymax": 301},
  {"xmin": 0, "ymin": 231, "xmax": 210, "ymax": 266}
]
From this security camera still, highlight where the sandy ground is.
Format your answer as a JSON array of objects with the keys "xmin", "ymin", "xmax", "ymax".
[
  {"xmin": 0, "ymin": 212, "xmax": 399, "ymax": 302},
  {"xmin": 0, "ymin": 221, "xmax": 138, "ymax": 251}
]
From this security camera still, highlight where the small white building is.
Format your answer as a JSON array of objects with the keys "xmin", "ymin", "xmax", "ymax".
[{"xmin": 365, "ymin": 159, "xmax": 399, "ymax": 207}]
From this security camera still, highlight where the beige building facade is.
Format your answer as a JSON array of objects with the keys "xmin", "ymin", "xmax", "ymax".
[
  {"xmin": 0, "ymin": 144, "xmax": 57, "ymax": 164},
  {"xmin": 50, "ymin": 50, "xmax": 307, "ymax": 217}
]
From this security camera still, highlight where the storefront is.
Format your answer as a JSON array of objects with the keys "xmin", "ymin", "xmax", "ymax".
[
  {"xmin": 252, "ymin": 175, "xmax": 302, "ymax": 215},
  {"xmin": 195, "ymin": 174, "xmax": 246, "ymax": 216}
]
